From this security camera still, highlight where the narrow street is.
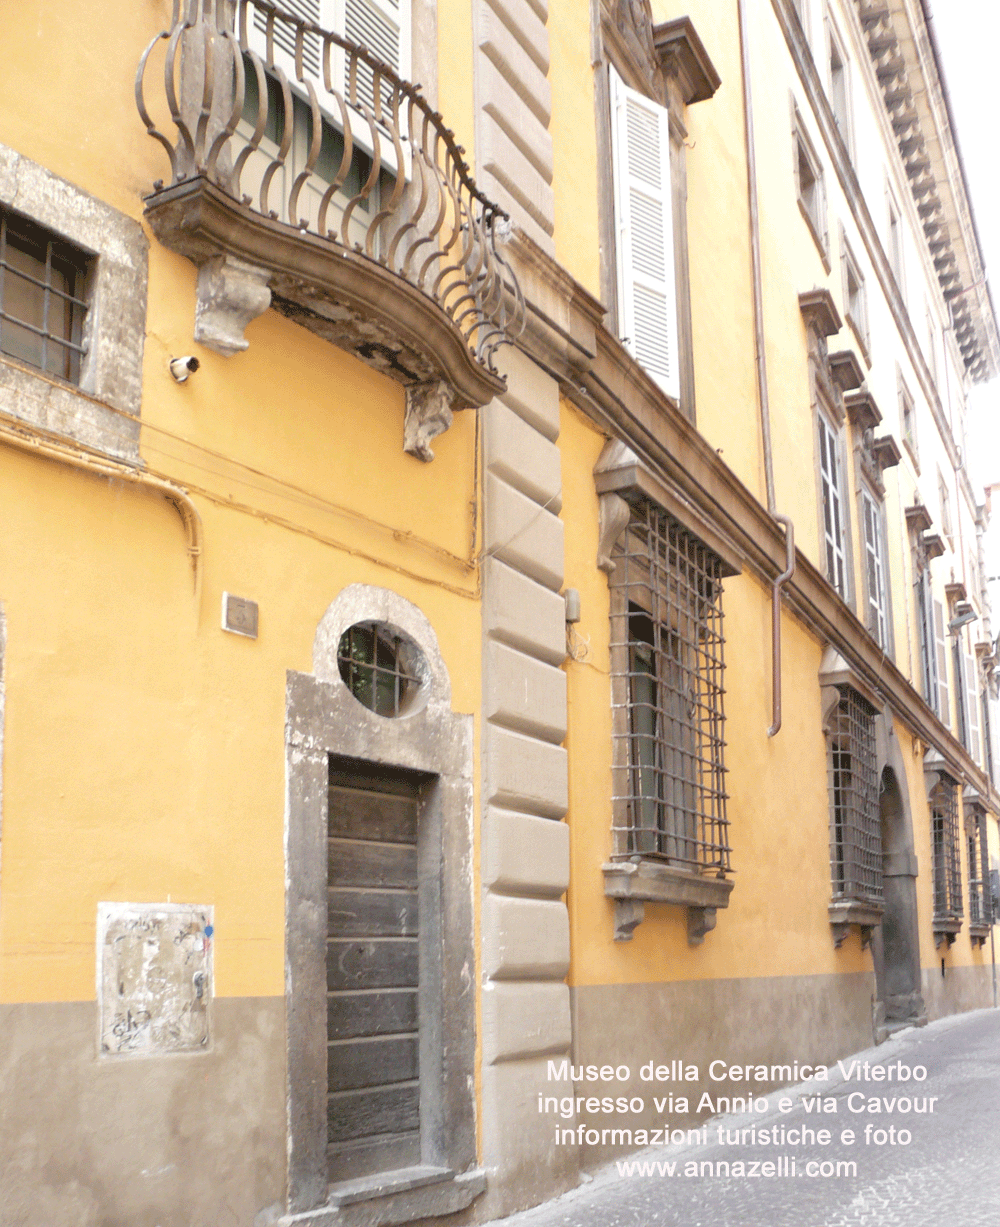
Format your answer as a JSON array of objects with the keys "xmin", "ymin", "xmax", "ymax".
[{"xmin": 486, "ymin": 1008, "xmax": 1000, "ymax": 1227}]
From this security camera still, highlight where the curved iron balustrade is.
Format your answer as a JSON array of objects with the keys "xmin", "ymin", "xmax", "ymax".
[{"xmin": 136, "ymin": 0, "xmax": 523, "ymax": 373}]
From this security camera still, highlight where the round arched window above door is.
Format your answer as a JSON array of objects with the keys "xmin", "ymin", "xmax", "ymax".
[{"xmin": 336, "ymin": 621, "xmax": 426, "ymax": 718}]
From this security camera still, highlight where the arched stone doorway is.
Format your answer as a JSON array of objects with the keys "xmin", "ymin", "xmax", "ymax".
[{"xmin": 871, "ymin": 763, "xmax": 926, "ymax": 1039}]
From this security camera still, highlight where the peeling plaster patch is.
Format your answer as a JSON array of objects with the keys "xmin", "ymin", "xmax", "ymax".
[{"xmin": 97, "ymin": 902, "xmax": 213, "ymax": 1056}]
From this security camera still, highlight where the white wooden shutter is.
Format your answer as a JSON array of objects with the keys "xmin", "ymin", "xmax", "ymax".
[
  {"xmin": 248, "ymin": 0, "xmax": 330, "ymax": 86},
  {"xmin": 965, "ymin": 649, "xmax": 982, "ymax": 765},
  {"xmin": 609, "ymin": 65, "xmax": 678, "ymax": 402},
  {"xmin": 343, "ymin": 0, "xmax": 410, "ymax": 108},
  {"xmin": 933, "ymin": 599, "xmax": 950, "ymax": 728}
]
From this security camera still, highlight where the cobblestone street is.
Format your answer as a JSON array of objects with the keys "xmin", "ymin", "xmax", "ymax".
[{"xmin": 486, "ymin": 1008, "xmax": 1000, "ymax": 1227}]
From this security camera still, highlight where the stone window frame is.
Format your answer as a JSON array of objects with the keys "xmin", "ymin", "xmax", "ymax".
[
  {"xmin": 963, "ymin": 790, "xmax": 991, "ymax": 945},
  {"xmin": 898, "ymin": 369, "xmax": 919, "ymax": 471},
  {"xmin": 283, "ymin": 583, "xmax": 482, "ymax": 1226},
  {"xmin": 840, "ymin": 229, "xmax": 870, "ymax": 365},
  {"xmin": 819, "ymin": 648, "xmax": 885, "ymax": 947},
  {"xmin": 792, "ymin": 104, "xmax": 829, "ymax": 271},
  {"xmin": 824, "ymin": 8, "xmax": 854, "ymax": 161},
  {"xmin": 885, "ymin": 185, "xmax": 905, "ymax": 298},
  {"xmin": 0, "ymin": 142, "xmax": 147, "ymax": 462},
  {"xmin": 924, "ymin": 753, "xmax": 964, "ymax": 948},
  {"xmin": 594, "ymin": 8, "xmax": 721, "ymax": 424},
  {"xmin": 815, "ymin": 397, "xmax": 852, "ymax": 605},
  {"xmin": 858, "ymin": 481, "xmax": 892, "ymax": 654},
  {"xmin": 595, "ymin": 440, "xmax": 742, "ymax": 946}
]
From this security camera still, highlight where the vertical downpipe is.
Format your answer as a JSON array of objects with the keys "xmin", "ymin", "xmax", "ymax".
[{"xmin": 737, "ymin": 0, "xmax": 795, "ymax": 736}]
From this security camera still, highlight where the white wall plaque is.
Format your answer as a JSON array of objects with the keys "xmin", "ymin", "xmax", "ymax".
[{"xmin": 97, "ymin": 902, "xmax": 213, "ymax": 1056}]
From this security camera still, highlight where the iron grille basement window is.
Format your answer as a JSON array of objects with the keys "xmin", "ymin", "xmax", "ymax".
[
  {"xmin": 828, "ymin": 687, "xmax": 882, "ymax": 905},
  {"xmin": 609, "ymin": 498, "xmax": 730, "ymax": 875},
  {"xmin": 0, "ymin": 207, "xmax": 89, "ymax": 383},
  {"xmin": 930, "ymin": 779, "xmax": 962, "ymax": 921},
  {"xmin": 337, "ymin": 622, "xmax": 420, "ymax": 718}
]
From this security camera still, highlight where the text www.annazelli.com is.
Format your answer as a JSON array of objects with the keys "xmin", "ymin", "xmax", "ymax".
[{"xmin": 616, "ymin": 1158, "xmax": 858, "ymax": 1179}]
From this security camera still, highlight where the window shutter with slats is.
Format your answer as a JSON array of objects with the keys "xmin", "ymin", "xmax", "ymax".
[
  {"xmin": 965, "ymin": 650, "xmax": 982, "ymax": 765},
  {"xmin": 248, "ymin": 0, "xmax": 329, "ymax": 86},
  {"xmin": 609, "ymin": 66, "xmax": 678, "ymax": 402},
  {"xmin": 247, "ymin": 1, "xmax": 409, "ymax": 107},
  {"xmin": 344, "ymin": 0, "xmax": 410, "ymax": 102},
  {"xmin": 933, "ymin": 600, "xmax": 950, "ymax": 728}
]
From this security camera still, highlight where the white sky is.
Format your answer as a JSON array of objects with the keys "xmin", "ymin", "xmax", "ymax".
[{"xmin": 925, "ymin": 1, "xmax": 1000, "ymax": 581}]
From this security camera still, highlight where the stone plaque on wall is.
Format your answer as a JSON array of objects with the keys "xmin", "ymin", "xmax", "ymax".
[{"xmin": 97, "ymin": 902, "xmax": 213, "ymax": 1056}]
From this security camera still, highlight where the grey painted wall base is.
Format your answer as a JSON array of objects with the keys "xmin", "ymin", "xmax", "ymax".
[
  {"xmin": 920, "ymin": 961, "xmax": 997, "ymax": 1021},
  {"xmin": 0, "ymin": 997, "xmax": 285, "ymax": 1227},
  {"xmin": 570, "ymin": 971, "xmax": 877, "ymax": 1167}
]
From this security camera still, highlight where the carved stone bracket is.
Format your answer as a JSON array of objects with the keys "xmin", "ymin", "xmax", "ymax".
[
  {"xmin": 194, "ymin": 253, "xmax": 272, "ymax": 356},
  {"xmin": 828, "ymin": 899, "xmax": 883, "ymax": 949},
  {"xmin": 612, "ymin": 898, "xmax": 645, "ymax": 942},
  {"xmin": 933, "ymin": 923, "xmax": 960, "ymax": 950},
  {"xmin": 597, "ymin": 491, "xmax": 631, "ymax": 574},
  {"xmin": 799, "ymin": 288, "xmax": 842, "ymax": 339},
  {"xmin": 403, "ymin": 381, "xmax": 455, "ymax": 463},
  {"xmin": 687, "ymin": 906, "xmax": 717, "ymax": 946}
]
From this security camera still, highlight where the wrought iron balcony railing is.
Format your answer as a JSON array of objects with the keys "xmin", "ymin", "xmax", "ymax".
[{"xmin": 137, "ymin": 0, "xmax": 523, "ymax": 458}]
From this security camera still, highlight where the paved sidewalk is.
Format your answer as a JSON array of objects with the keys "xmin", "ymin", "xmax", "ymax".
[{"xmin": 485, "ymin": 1008, "xmax": 1000, "ymax": 1227}]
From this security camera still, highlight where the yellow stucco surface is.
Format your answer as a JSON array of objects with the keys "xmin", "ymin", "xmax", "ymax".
[{"xmin": 0, "ymin": 3, "xmax": 483, "ymax": 1004}]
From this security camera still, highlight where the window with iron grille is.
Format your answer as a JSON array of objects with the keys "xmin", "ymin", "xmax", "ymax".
[
  {"xmin": 337, "ymin": 622, "xmax": 421, "ymax": 718},
  {"xmin": 828, "ymin": 686, "xmax": 882, "ymax": 905},
  {"xmin": 967, "ymin": 810, "xmax": 990, "ymax": 927},
  {"xmin": 930, "ymin": 779, "xmax": 962, "ymax": 921},
  {"xmin": 0, "ymin": 207, "xmax": 90, "ymax": 384},
  {"xmin": 609, "ymin": 497, "xmax": 730, "ymax": 877}
]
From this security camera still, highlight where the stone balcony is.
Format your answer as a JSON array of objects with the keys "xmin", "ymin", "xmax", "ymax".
[{"xmin": 137, "ymin": 0, "xmax": 523, "ymax": 459}]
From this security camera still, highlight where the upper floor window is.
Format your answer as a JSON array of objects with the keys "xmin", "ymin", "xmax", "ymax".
[
  {"xmin": 860, "ymin": 487, "xmax": 890, "ymax": 650},
  {"xmin": 608, "ymin": 66, "xmax": 678, "ymax": 401},
  {"xmin": 827, "ymin": 18, "xmax": 852, "ymax": 155},
  {"xmin": 609, "ymin": 497, "xmax": 729, "ymax": 876},
  {"xmin": 938, "ymin": 468, "xmax": 953, "ymax": 547},
  {"xmin": 953, "ymin": 635, "xmax": 982, "ymax": 765},
  {"xmin": 898, "ymin": 373, "xmax": 918, "ymax": 468},
  {"xmin": 794, "ymin": 113, "xmax": 828, "ymax": 266},
  {"xmin": 841, "ymin": 234, "xmax": 869, "ymax": 359},
  {"xmin": 818, "ymin": 409, "xmax": 849, "ymax": 600},
  {"xmin": 0, "ymin": 207, "xmax": 90, "ymax": 385},
  {"xmin": 887, "ymin": 193, "xmax": 904, "ymax": 293}
]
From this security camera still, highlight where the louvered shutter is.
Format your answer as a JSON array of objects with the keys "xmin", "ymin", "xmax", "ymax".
[
  {"xmin": 933, "ymin": 600, "xmax": 950, "ymax": 728},
  {"xmin": 344, "ymin": 0, "xmax": 410, "ymax": 112},
  {"xmin": 248, "ymin": 0, "xmax": 330, "ymax": 86},
  {"xmin": 609, "ymin": 66, "xmax": 678, "ymax": 402},
  {"xmin": 247, "ymin": 1, "xmax": 409, "ymax": 109},
  {"xmin": 965, "ymin": 650, "xmax": 982, "ymax": 765}
]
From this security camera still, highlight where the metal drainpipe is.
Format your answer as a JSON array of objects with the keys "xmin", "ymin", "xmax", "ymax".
[{"xmin": 737, "ymin": 0, "xmax": 796, "ymax": 736}]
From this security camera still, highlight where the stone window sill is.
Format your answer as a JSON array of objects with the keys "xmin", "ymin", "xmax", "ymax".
[
  {"xmin": 829, "ymin": 898, "xmax": 883, "ymax": 949},
  {"xmin": 933, "ymin": 915, "xmax": 963, "ymax": 949},
  {"xmin": 278, "ymin": 1167, "xmax": 486, "ymax": 1227},
  {"xmin": 603, "ymin": 860, "xmax": 733, "ymax": 945}
]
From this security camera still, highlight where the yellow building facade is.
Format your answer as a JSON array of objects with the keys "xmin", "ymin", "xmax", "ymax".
[{"xmin": 0, "ymin": 0, "xmax": 997, "ymax": 1224}]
